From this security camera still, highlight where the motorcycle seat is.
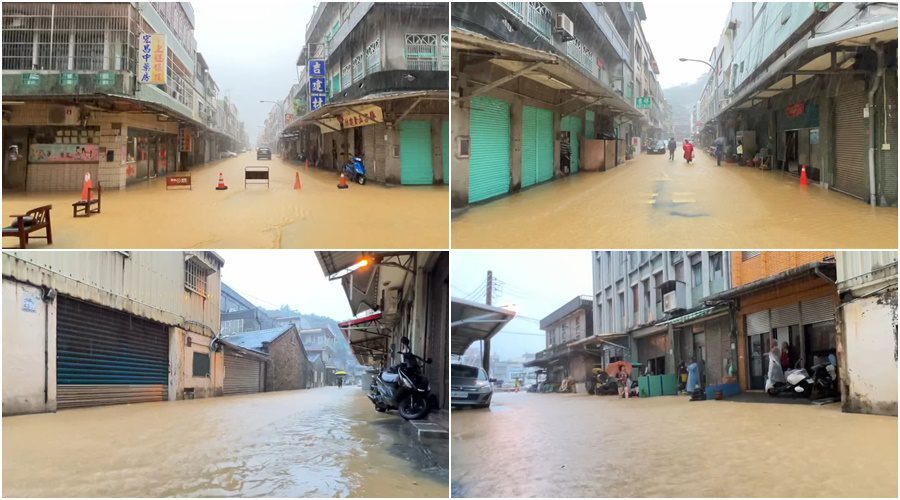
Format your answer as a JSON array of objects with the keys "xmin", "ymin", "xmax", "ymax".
[{"xmin": 380, "ymin": 372, "xmax": 399, "ymax": 383}]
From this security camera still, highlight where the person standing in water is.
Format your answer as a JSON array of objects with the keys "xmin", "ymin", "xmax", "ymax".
[
  {"xmin": 667, "ymin": 137, "xmax": 677, "ymax": 161},
  {"xmin": 337, "ymin": 376, "xmax": 343, "ymax": 389},
  {"xmin": 683, "ymin": 139, "xmax": 694, "ymax": 165}
]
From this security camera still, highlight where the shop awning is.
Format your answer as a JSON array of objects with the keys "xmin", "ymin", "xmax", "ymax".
[
  {"xmin": 704, "ymin": 261, "xmax": 836, "ymax": 303},
  {"xmin": 655, "ymin": 305, "xmax": 730, "ymax": 327},
  {"xmin": 452, "ymin": 28, "xmax": 642, "ymax": 120},
  {"xmin": 524, "ymin": 333, "xmax": 625, "ymax": 368},
  {"xmin": 337, "ymin": 312, "xmax": 390, "ymax": 366},
  {"xmin": 450, "ymin": 297, "xmax": 516, "ymax": 356},
  {"xmin": 316, "ymin": 251, "xmax": 381, "ymax": 316},
  {"xmin": 285, "ymin": 89, "xmax": 448, "ymax": 133}
]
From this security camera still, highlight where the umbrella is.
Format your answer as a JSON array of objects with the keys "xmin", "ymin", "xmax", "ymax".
[
  {"xmin": 334, "ymin": 370, "xmax": 347, "ymax": 376},
  {"xmin": 606, "ymin": 360, "xmax": 633, "ymax": 377}
]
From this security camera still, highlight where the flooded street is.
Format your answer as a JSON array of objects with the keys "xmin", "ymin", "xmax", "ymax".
[
  {"xmin": 1, "ymin": 153, "xmax": 448, "ymax": 249},
  {"xmin": 451, "ymin": 392, "xmax": 897, "ymax": 498},
  {"xmin": 3, "ymin": 387, "xmax": 447, "ymax": 497},
  {"xmin": 452, "ymin": 152, "xmax": 897, "ymax": 249}
]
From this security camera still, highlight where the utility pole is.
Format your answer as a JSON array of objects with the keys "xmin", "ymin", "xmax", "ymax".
[{"xmin": 483, "ymin": 270, "xmax": 493, "ymax": 374}]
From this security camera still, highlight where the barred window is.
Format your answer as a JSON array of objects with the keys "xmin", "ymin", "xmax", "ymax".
[
  {"xmin": 341, "ymin": 62, "xmax": 351, "ymax": 90},
  {"xmin": 365, "ymin": 38, "xmax": 381, "ymax": 74},
  {"xmin": 440, "ymin": 34, "xmax": 449, "ymax": 71},
  {"xmin": 352, "ymin": 53, "xmax": 364, "ymax": 83},
  {"xmin": 185, "ymin": 258, "xmax": 208, "ymax": 297},
  {"xmin": 405, "ymin": 34, "xmax": 438, "ymax": 71}
]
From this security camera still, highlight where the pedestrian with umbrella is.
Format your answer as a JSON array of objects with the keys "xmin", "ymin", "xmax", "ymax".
[
  {"xmin": 335, "ymin": 370, "xmax": 347, "ymax": 388},
  {"xmin": 607, "ymin": 360, "xmax": 633, "ymax": 399}
]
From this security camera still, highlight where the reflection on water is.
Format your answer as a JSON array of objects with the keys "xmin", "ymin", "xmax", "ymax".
[
  {"xmin": 452, "ymin": 152, "xmax": 898, "ymax": 249},
  {"xmin": 451, "ymin": 392, "xmax": 897, "ymax": 498},
  {"xmin": 1, "ymin": 152, "xmax": 448, "ymax": 249},
  {"xmin": 3, "ymin": 387, "xmax": 447, "ymax": 497}
]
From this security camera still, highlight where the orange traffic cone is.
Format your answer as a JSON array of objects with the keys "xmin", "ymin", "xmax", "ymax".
[
  {"xmin": 80, "ymin": 172, "xmax": 92, "ymax": 201},
  {"xmin": 337, "ymin": 173, "xmax": 349, "ymax": 189},
  {"xmin": 799, "ymin": 164, "xmax": 808, "ymax": 186},
  {"xmin": 293, "ymin": 171, "xmax": 302, "ymax": 190},
  {"xmin": 215, "ymin": 172, "xmax": 228, "ymax": 190}
]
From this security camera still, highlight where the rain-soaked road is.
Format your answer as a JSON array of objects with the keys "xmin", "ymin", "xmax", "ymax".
[
  {"xmin": 1, "ymin": 153, "xmax": 448, "ymax": 249},
  {"xmin": 451, "ymin": 392, "xmax": 897, "ymax": 498},
  {"xmin": 3, "ymin": 387, "xmax": 447, "ymax": 497},
  {"xmin": 452, "ymin": 151, "xmax": 898, "ymax": 248}
]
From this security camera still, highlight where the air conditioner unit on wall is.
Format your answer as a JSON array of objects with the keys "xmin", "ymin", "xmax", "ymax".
[
  {"xmin": 660, "ymin": 281, "xmax": 687, "ymax": 313},
  {"xmin": 555, "ymin": 13, "xmax": 574, "ymax": 42}
]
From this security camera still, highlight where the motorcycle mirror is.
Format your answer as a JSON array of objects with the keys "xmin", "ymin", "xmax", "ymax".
[
  {"xmin": 401, "ymin": 336, "xmax": 410, "ymax": 346},
  {"xmin": 425, "ymin": 357, "xmax": 432, "ymax": 364}
]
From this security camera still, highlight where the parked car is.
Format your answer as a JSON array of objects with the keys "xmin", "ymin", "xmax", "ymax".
[
  {"xmin": 218, "ymin": 150, "xmax": 237, "ymax": 159},
  {"xmin": 648, "ymin": 140, "xmax": 667, "ymax": 154},
  {"xmin": 451, "ymin": 363, "xmax": 493, "ymax": 409},
  {"xmin": 257, "ymin": 147, "xmax": 272, "ymax": 160}
]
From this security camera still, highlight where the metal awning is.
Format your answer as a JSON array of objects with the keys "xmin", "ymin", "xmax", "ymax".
[
  {"xmin": 337, "ymin": 312, "xmax": 390, "ymax": 366},
  {"xmin": 285, "ymin": 89, "xmax": 448, "ymax": 132},
  {"xmin": 523, "ymin": 333, "xmax": 625, "ymax": 368},
  {"xmin": 452, "ymin": 28, "xmax": 642, "ymax": 119},
  {"xmin": 705, "ymin": 261, "xmax": 836, "ymax": 303},
  {"xmin": 450, "ymin": 297, "xmax": 516, "ymax": 355},
  {"xmin": 655, "ymin": 305, "xmax": 729, "ymax": 327}
]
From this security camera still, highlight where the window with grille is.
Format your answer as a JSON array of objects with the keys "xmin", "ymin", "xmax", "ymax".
[
  {"xmin": 192, "ymin": 352, "xmax": 210, "ymax": 377},
  {"xmin": 185, "ymin": 259, "xmax": 208, "ymax": 297},
  {"xmin": 341, "ymin": 62, "xmax": 351, "ymax": 90},
  {"xmin": 405, "ymin": 34, "xmax": 438, "ymax": 71},
  {"xmin": 365, "ymin": 38, "xmax": 381, "ymax": 73},
  {"xmin": 352, "ymin": 53, "xmax": 364, "ymax": 83},
  {"xmin": 440, "ymin": 34, "xmax": 449, "ymax": 71}
]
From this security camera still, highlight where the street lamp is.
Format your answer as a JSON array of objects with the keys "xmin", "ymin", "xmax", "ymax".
[
  {"xmin": 260, "ymin": 99, "xmax": 285, "ymax": 153},
  {"xmin": 679, "ymin": 57, "xmax": 720, "ymax": 138}
]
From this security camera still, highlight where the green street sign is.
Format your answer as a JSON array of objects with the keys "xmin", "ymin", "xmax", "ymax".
[
  {"xmin": 635, "ymin": 96, "xmax": 652, "ymax": 109},
  {"xmin": 60, "ymin": 72, "xmax": 79, "ymax": 86},
  {"xmin": 22, "ymin": 73, "xmax": 41, "ymax": 87},
  {"xmin": 96, "ymin": 71, "xmax": 116, "ymax": 87}
]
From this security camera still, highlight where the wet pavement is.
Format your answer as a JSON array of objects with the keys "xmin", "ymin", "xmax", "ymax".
[
  {"xmin": 2, "ymin": 153, "xmax": 448, "ymax": 249},
  {"xmin": 3, "ymin": 387, "xmax": 448, "ymax": 497},
  {"xmin": 452, "ymin": 151, "xmax": 898, "ymax": 249},
  {"xmin": 451, "ymin": 392, "xmax": 897, "ymax": 498}
]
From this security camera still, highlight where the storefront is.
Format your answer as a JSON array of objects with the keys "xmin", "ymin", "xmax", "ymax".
[
  {"xmin": 126, "ymin": 127, "xmax": 176, "ymax": 183},
  {"xmin": 469, "ymin": 95, "xmax": 511, "ymax": 202},
  {"xmin": 661, "ymin": 307, "xmax": 734, "ymax": 389}
]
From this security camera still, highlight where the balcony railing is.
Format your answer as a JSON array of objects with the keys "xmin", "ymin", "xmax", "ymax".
[{"xmin": 499, "ymin": 2, "xmax": 552, "ymax": 41}]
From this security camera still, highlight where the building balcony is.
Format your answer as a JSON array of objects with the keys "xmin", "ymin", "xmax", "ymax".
[{"xmin": 2, "ymin": 70, "xmax": 132, "ymax": 98}]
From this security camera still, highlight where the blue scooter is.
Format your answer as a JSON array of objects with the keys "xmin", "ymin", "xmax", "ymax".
[{"xmin": 342, "ymin": 156, "xmax": 367, "ymax": 185}]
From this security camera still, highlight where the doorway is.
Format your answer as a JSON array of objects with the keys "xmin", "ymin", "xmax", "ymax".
[
  {"xmin": 693, "ymin": 332, "xmax": 706, "ymax": 387},
  {"xmin": 2, "ymin": 128, "xmax": 29, "ymax": 191},
  {"xmin": 748, "ymin": 332, "xmax": 771, "ymax": 390},
  {"xmin": 784, "ymin": 130, "xmax": 799, "ymax": 173},
  {"xmin": 559, "ymin": 131, "xmax": 572, "ymax": 174}
]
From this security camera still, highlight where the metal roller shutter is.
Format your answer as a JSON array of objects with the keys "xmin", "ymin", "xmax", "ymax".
[
  {"xmin": 399, "ymin": 120, "xmax": 434, "ymax": 185},
  {"xmin": 746, "ymin": 310, "xmax": 770, "ymax": 336},
  {"xmin": 57, "ymin": 296, "xmax": 169, "ymax": 409},
  {"xmin": 561, "ymin": 115, "xmax": 583, "ymax": 173},
  {"xmin": 224, "ymin": 353, "xmax": 263, "ymax": 395},
  {"xmin": 585, "ymin": 110, "xmax": 595, "ymax": 141},
  {"xmin": 770, "ymin": 303, "xmax": 800, "ymax": 328},
  {"xmin": 801, "ymin": 296, "xmax": 835, "ymax": 325},
  {"xmin": 833, "ymin": 84, "xmax": 868, "ymax": 200},
  {"xmin": 441, "ymin": 120, "xmax": 449, "ymax": 184},
  {"xmin": 469, "ymin": 96, "xmax": 510, "ymax": 202}
]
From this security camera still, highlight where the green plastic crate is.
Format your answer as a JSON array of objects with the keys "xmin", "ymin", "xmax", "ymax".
[
  {"xmin": 638, "ymin": 376, "xmax": 650, "ymax": 397},
  {"xmin": 661, "ymin": 374, "xmax": 678, "ymax": 395},
  {"xmin": 648, "ymin": 375, "xmax": 663, "ymax": 397}
]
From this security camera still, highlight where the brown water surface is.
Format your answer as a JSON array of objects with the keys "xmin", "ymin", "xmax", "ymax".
[
  {"xmin": 451, "ymin": 392, "xmax": 897, "ymax": 497},
  {"xmin": 3, "ymin": 387, "xmax": 447, "ymax": 497}
]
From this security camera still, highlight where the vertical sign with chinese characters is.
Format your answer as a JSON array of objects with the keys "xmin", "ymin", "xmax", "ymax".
[
  {"xmin": 308, "ymin": 58, "xmax": 327, "ymax": 112},
  {"xmin": 139, "ymin": 33, "xmax": 167, "ymax": 85}
]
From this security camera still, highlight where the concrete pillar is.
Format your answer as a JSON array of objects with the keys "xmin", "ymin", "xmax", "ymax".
[
  {"xmin": 666, "ymin": 324, "xmax": 676, "ymax": 374},
  {"xmin": 510, "ymin": 96, "xmax": 523, "ymax": 192},
  {"xmin": 67, "ymin": 31, "xmax": 75, "ymax": 71},
  {"xmin": 384, "ymin": 124, "xmax": 401, "ymax": 184},
  {"xmin": 450, "ymin": 92, "xmax": 470, "ymax": 208},
  {"xmin": 431, "ymin": 115, "xmax": 441, "ymax": 184},
  {"xmin": 553, "ymin": 109, "xmax": 561, "ymax": 176}
]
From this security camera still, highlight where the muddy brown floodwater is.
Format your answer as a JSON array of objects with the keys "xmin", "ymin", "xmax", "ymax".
[
  {"xmin": 3, "ymin": 387, "xmax": 447, "ymax": 497},
  {"xmin": 451, "ymin": 151, "xmax": 898, "ymax": 249},
  {"xmin": 451, "ymin": 392, "xmax": 897, "ymax": 498},
  {"xmin": 1, "ymin": 153, "xmax": 448, "ymax": 249}
]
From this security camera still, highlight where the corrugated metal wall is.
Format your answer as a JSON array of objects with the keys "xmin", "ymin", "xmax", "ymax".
[{"xmin": 836, "ymin": 251, "xmax": 899, "ymax": 283}]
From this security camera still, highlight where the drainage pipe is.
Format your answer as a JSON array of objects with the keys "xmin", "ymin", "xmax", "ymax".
[{"xmin": 866, "ymin": 39, "xmax": 884, "ymax": 207}]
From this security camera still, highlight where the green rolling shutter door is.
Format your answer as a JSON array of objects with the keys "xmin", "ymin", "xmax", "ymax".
[
  {"xmin": 585, "ymin": 110, "xmax": 595, "ymax": 141},
  {"xmin": 522, "ymin": 105, "xmax": 554, "ymax": 187},
  {"xmin": 400, "ymin": 120, "xmax": 434, "ymax": 185},
  {"xmin": 469, "ymin": 96, "xmax": 510, "ymax": 202},
  {"xmin": 561, "ymin": 114, "xmax": 583, "ymax": 173},
  {"xmin": 441, "ymin": 120, "xmax": 449, "ymax": 184}
]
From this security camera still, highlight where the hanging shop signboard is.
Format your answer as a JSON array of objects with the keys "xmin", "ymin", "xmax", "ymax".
[
  {"xmin": 308, "ymin": 59, "xmax": 327, "ymax": 112},
  {"xmin": 786, "ymin": 102, "xmax": 805, "ymax": 118},
  {"xmin": 319, "ymin": 105, "xmax": 384, "ymax": 131},
  {"xmin": 635, "ymin": 96, "xmax": 652, "ymax": 109},
  {"xmin": 138, "ymin": 33, "xmax": 167, "ymax": 85}
]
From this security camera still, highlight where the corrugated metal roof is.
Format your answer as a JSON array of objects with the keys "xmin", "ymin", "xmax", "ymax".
[
  {"xmin": 451, "ymin": 297, "xmax": 516, "ymax": 355},
  {"xmin": 222, "ymin": 325, "xmax": 294, "ymax": 352}
]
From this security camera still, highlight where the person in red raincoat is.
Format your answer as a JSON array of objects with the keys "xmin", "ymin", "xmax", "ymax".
[{"xmin": 683, "ymin": 139, "xmax": 694, "ymax": 164}]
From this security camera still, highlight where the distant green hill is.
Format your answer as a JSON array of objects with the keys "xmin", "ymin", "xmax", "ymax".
[{"xmin": 664, "ymin": 76, "xmax": 707, "ymax": 138}]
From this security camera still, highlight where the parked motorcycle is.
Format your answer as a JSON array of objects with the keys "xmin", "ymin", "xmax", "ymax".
[
  {"xmin": 367, "ymin": 336, "xmax": 432, "ymax": 420},
  {"xmin": 342, "ymin": 156, "xmax": 367, "ymax": 185},
  {"xmin": 766, "ymin": 355, "xmax": 837, "ymax": 400}
]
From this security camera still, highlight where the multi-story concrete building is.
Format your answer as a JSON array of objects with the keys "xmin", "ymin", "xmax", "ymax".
[
  {"xmin": 284, "ymin": 2, "xmax": 449, "ymax": 185},
  {"xmin": 450, "ymin": 2, "xmax": 669, "ymax": 207},
  {"xmin": 298, "ymin": 327, "xmax": 337, "ymax": 366},
  {"xmin": 591, "ymin": 251, "xmax": 732, "ymax": 385},
  {"xmin": 691, "ymin": 2, "xmax": 897, "ymax": 206},
  {"xmin": 2, "ymin": 250, "xmax": 224, "ymax": 415},
  {"xmin": 318, "ymin": 251, "xmax": 449, "ymax": 409},
  {"xmin": 706, "ymin": 251, "xmax": 838, "ymax": 393},
  {"xmin": 219, "ymin": 324, "xmax": 314, "ymax": 392},
  {"xmin": 524, "ymin": 296, "xmax": 597, "ymax": 392},
  {"xmin": 1, "ymin": 2, "xmax": 246, "ymax": 192},
  {"xmin": 834, "ymin": 251, "xmax": 897, "ymax": 416}
]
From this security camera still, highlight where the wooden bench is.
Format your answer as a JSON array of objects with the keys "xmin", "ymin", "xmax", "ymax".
[
  {"xmin": 244, "ymin": 166, "xmax": 270, "ymax": 188},
  {"xmin": 166, "ymin": 172, "xmax": 192, "ymax": 190},
  {"xmin": 72, "ymin": 183, "xmax": 101, "ymax": 217},
  {"xmin": 3, "ymin": 205, "xmax": 53, "ymax": 249}
]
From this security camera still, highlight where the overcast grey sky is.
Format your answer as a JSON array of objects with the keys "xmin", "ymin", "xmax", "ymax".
[
  {"xmin": 218, "ymin": 251, "xmax": 352, "ymax": 321},
  {"xmin": 191, "ymin": 0, "xmax": 314, "ymax": 144},
  {"xmin": 642, "ymin": 1, "xmax": 733, "ymax": 88},
  {"xmin": 451, "ymin": 251, "xmax": 594, "ymax": 360}
]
